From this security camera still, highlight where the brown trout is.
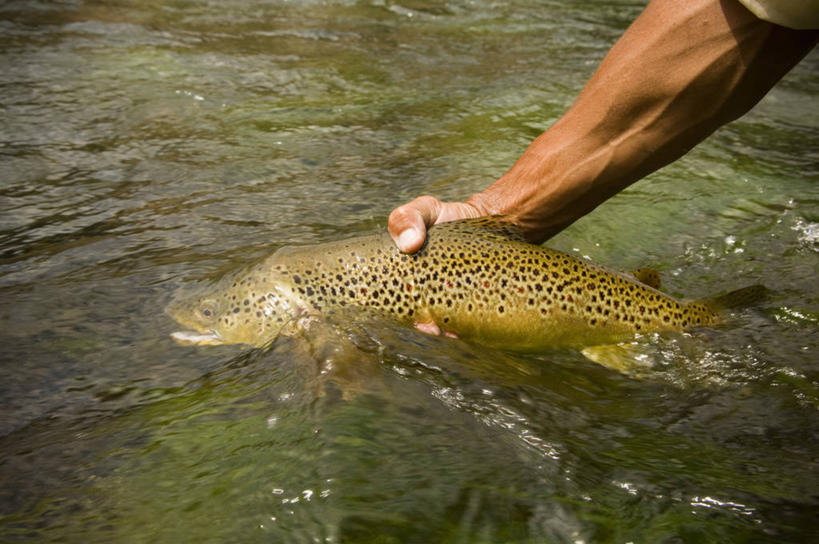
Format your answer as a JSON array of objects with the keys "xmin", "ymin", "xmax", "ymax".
[{"xmin": 167, "ymin": 218, "xmax": 760, "ymax": 350}]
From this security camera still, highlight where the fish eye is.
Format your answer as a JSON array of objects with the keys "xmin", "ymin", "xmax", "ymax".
[{"xmin": 199, "ymin": 301, "xmax": 217, "ymax": 320}]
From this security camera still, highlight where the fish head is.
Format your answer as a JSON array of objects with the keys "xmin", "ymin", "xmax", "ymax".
[
  {"xmin": 166, "ymin": 270, "xmax": 302, "ymax": 347},
  {"xmin": 166, "ymin": 293, "xmax": 229, "ymax": 346}
]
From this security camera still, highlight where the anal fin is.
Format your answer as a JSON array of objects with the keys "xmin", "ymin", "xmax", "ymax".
[{"xmin": 581, "ymin": 343, "xmax": 656, "ymax": 374}]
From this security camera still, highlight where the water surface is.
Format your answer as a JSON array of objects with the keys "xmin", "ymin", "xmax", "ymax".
[{"xmin": 1, "ymin": 1, "xmax": 818, "ymax": 542}]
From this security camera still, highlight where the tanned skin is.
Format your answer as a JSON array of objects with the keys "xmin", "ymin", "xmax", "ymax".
[
  {"xmin": 388, "ymin": 0, "xmax": 818, "ymax": 253},
  {"xmin": 387, "ymin": 0, "xmax": 817, "ymax": 333}
]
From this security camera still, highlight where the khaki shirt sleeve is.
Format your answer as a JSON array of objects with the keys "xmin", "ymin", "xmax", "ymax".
[{"xmin": 738, "ymin": 0, "xmax": 819, "ymax": 29}]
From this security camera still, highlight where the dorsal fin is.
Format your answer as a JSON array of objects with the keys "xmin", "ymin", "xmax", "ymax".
[
  {"xmin": 428, "ymin": 216, "xmax": 527, "ymax": 242},
  {"xmin": 631, "ymin": 268, "xmax": 662, "ymax": 289}
]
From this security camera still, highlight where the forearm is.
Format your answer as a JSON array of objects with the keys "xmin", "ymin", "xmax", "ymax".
[{"xmin": 469, "ymin": 0, "xmax": 818, "ymax": 242}]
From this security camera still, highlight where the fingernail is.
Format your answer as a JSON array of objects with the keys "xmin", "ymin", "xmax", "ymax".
[{"xmin": 397, "ymin": 228, "xmax": 419, "ymax": 253}]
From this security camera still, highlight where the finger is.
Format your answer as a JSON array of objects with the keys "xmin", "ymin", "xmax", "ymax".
[
  {"xmin": 414, "ymin": 320, "xmax": 442, "ymax": 336},
  {"xmin": 388, "ymin": 195, "xmax": 443, "ymax": 253},
  {"xmin": 435, "ymin": 201, "xmax": 482, "ymax": 224},
  {"xmin": 413, "ymin": 320, "xmax": 459, "ymax": 339}
]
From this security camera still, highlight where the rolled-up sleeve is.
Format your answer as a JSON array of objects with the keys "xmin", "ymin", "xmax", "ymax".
[{"xmin": 738, "ymin": 0, "xmax": 819, "ymax": 29}]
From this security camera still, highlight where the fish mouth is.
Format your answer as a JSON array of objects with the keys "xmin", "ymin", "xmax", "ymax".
[{"xmin": 170, "ymin": 328, "xmax": 224, "ymax": 346}]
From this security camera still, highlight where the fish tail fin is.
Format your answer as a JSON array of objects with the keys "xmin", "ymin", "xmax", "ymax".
[{"xmin": 697, "ymin": 284, "xmax": 768, "ymax": 311}]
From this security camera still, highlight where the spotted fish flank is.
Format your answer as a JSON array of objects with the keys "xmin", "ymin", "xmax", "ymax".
[{"xmin": 167, "ymin": 217, "xmax": 760, "ymax": 349}]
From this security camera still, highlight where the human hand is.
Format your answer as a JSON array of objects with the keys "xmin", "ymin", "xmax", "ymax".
[
  {"xmin": 387, "ymin": 195, "xmax": 485, "ymax": 338},
  {"xmin": 387, "ymin": 195, "xmax": 483, "ymax": 253}
]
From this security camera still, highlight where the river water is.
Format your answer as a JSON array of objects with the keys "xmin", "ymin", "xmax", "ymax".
[{"xmin": 1, "ymin": 1, "xmax": 817, "ymax": 542}]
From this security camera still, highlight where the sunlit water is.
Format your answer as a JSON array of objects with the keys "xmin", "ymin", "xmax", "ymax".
[{"xmin": 1, "ymin": 1, "xmax": 818, "ymax": 542}]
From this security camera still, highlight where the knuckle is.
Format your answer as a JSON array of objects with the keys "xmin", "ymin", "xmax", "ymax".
[
  {"xmin": 388, "ymin": 205, "xmax": 414, "ymax": 227},
  {"xmin": 414, "ymin": 195, "xmax": 441, "ymax": 212}
]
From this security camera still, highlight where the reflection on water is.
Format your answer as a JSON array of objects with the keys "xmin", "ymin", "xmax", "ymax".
[{"xmin": 1, "ymin": 0, "xmax": 818, "ymax": 541}]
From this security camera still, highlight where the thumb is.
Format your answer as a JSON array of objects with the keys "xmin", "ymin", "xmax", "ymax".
[{"xmin": 388, "ymin": 195, "xmax": 443, "ymax": 253}]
